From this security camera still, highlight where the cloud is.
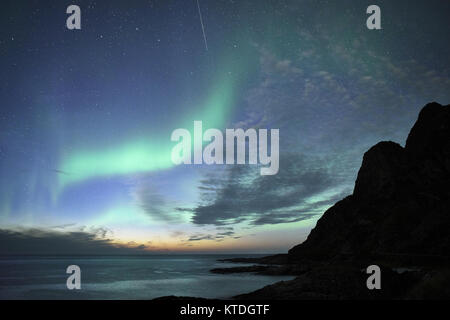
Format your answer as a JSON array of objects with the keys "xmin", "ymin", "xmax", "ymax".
[
  {"xmin": 89, "ymin": 226, "xmax": 114, "ymax": 238},
  {"xmin": 251, "ymin": 210, "xmax": 314, "ymax": 225},
  {"xmin": 186, "ymin": 153, "xmax": 344, "ymax": 226},
  {"xmin": 50, "ymin": 223, "xmax": 77, "ymax": 229},
  {"xmin": 137, "ymin": 185, "xmax": 171, "ymax": 219},
  {"xmin": 187, "ymin": 234, "xmax": 216, "ymax": 241},
  {"xmin": 0, "ymin": 228, "xmax": 149, "ymax": 255},
  {"xmin": 170, "ymin": 230, "xmax": 186, "ymax": 237},
  {"xmin": 217, "ymin": 231, "xmax": 234, "ymax": 236},
  {"xmin": 248, "ymin": 31, "xmax": 450, "ymax": 154},
  {"xmin": 128, "ymin": 175, "xmax": 181, "ymax": 223},
  {"xmin": 184, "ymin": 227, "xmax": 237, "ymax": 242}
]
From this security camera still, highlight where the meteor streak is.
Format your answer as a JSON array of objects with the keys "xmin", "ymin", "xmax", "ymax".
[{"xmin": 196, "ymin": 0, "xmax": 208, "ymax": 51}]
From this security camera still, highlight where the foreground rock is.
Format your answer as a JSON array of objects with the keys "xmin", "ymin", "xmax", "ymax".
[
  {"xmin": 217, "ymin": 254, "xmax": 288, "ymax": 265},
  {"xmin": 211, "ymin": 264, "xmax": 308, "ymax": 276},
  {"xmin": 235, "ymin": 265, "xmax": 420, "ymax": 300}
]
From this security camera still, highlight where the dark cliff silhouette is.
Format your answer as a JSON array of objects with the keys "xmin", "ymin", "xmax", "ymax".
[
  {"xmin": 288, "ymin": 102, "xmax": 450, "ymax": 263},
  {"xmin": 221, "ymin": 102, "xmax": 450, "ymax": 299}
]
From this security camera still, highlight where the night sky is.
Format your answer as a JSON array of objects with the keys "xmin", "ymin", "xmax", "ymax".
[{"xmin": 0, "ymin": 0, "xmax": 449, "ymax": 254}]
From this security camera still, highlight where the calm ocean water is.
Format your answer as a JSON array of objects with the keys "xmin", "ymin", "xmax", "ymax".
[{"xmin": 0, "ymin": 255, "xmax": 293, "ymax": 299}]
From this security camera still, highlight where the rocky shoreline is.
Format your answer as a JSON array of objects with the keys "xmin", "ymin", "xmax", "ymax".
[{"xmin": 211, "ymin": 256, "xmax": 450, "ymax": 299}]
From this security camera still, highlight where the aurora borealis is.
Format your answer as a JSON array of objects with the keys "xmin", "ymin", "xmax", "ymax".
[{"xmin": 1, "ymin": 0, "xmax": 449, "ymax": 254}]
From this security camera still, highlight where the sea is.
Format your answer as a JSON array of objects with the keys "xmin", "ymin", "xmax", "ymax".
[{"xmin": 0, "ymin": 255, "xmax": 294, "ymax": 299}]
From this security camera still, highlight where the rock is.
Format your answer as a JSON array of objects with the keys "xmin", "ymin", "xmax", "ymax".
[
  {"xmin": 211, "ymin": 265, "xmax": 270, "ymax": 274},
  {"xmin": 405, "ymin": 102, "xmax": 450, "ymax": 159},
  {"xmin": 211, "ymin": 264, "xmax": 309, "ymax": 276},
  {"xmin": 353, "ymin": 141, "xmax": 406, "ymax": 199},
  {"xmin": 217, "ymin": 254, "xmax": 288, "ymax": 265},
  {"xmin": 235, "ymin": 264, "xmax": 422, "ymax": 300}
]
